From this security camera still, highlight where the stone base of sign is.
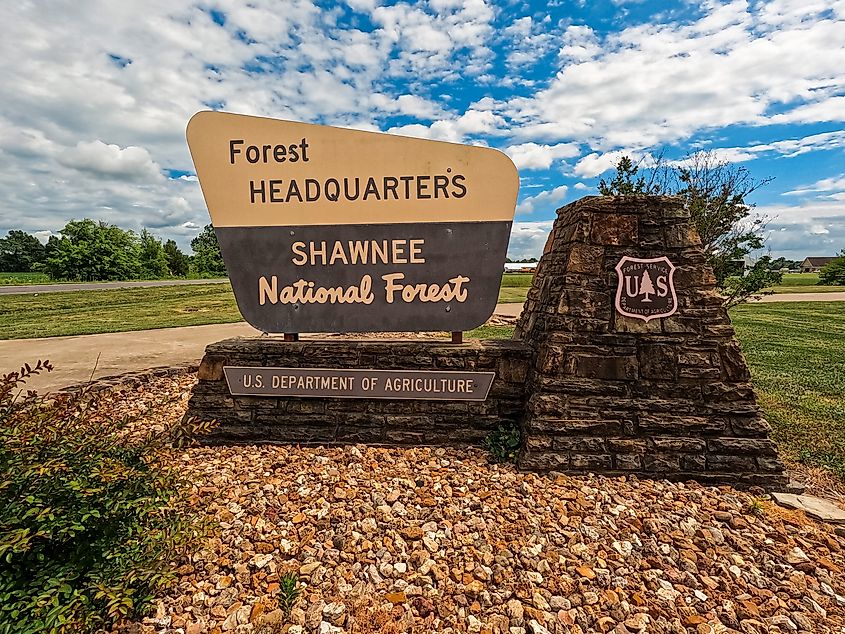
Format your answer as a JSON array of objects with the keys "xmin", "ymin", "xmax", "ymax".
[
  {"xmin": 187, "ymin": 338, "xmax": 530, "ymax": 446},
  {"xmin": 514, "ymin": 196, "xmax": 788, "ymax": 488},
  {"xmin": 185, "ymin": 194, "xmax": 788, "ymax": 489}
]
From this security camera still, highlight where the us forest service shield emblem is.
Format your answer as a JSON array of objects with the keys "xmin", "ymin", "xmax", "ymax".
[{"xmin": 614, "ymin": 256, "xmax": 678, "ymax": 322}]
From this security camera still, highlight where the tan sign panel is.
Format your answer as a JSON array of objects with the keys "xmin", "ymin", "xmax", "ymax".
[
  {"xmin": 187, "ymin": 111, "xmax": 517, "ymax": 227},
  {"xmin": 186, "ymin": 111, "xmax": 519, "ymax": 334}
]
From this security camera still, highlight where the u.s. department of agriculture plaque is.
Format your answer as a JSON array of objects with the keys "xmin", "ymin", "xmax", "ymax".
[{"xmin": 186, "ymin": 111, "xmax": 519, "ymax": 333}]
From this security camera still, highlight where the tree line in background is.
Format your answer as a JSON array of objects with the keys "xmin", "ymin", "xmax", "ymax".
[
  {"xmin": 597, "ymin": 152, "xmax": 844, "ymax": 305},
  {"xmin": 0, "ymin": 221, "xmax": 226, "ymax": 281}
]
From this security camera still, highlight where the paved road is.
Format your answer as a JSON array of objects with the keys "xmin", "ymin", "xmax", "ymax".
[
  {"xmin": 0, "ymin": 278, "xmax": 229, "ymax": 295},
  {"xmin": 755, "ymin": 292, "xmax": 845, "ymax": 302}
]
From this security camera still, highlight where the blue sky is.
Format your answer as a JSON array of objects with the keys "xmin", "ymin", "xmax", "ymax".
[{"xmin": 0, "ymin": 0, "xmax": 843, "ymax": 260}]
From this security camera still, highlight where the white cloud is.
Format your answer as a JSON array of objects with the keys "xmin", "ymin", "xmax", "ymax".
[
  {"xmin": 784, "ymin": 174, "xmax": 845, "ymax": 196},
  {"xmin": 755, "ymin": 201, "xmax": 845, "ymax": 259},
  {"xmin": 0, "ymin": 0, "xmax": 842, "ymax": 262},
  {"xmin": 504, "ymin": 142, "xmax": 580, "ymax": 170},
  {"xmin": 57, "ymin": 141, "xmax": 162, "ymax": 182},
  {"xmin": 346, "ymin": 0, "xmax": 379, "ymax": 12},
  {"xmin": 557, "ymin": 25, "xmax": 601, "ymax": 63},
  {"xmin": 394, "ymin": 94, "xmax": 446, "ymax": 119},
  {"xmin": 508, "ymin": 221, "xmax": 554, "ymax": 260},
  {"xmin": 516, "ymin": 185, "xmax": 569, "ymax": 215},
  {"xmin": 750, "ymin": 130, "xmax": 845, "ymax": 158},
  {"xmin": 32, "ymin": 230, "xmax": 53, "ymax": 244},
  {"xmin": 502, "ymin": 16, "xmax": 560, "ymax": 69},
  {"xmin": 767, "ymin": 96, "xmax": 845, "ymax": 125},
  {"xmin": 687, "ymin": 131, "xmax": 845, "ymax": 174},
  {"xmin": 371, "ymin": 0, "xmax": 495, "ymax": 76},
  {"xmin": 507, "ymin": 1, "xmax": 845, "ymax": 151},
  {"xmin": 574, "ymin": 152, "xmax": 625, "ymax": 178},
  {"xmin": 0, "ymin": 0, "xmax": 502, "ymax": 248},
  {"xmin": 387, "ymin": 109, "xmax": 504, "ymax": 142}
]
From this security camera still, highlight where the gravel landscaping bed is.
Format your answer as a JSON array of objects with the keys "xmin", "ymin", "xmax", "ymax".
[{"xmin": 99, "ymin": 373, "xmax": 845, "ymax": 633}]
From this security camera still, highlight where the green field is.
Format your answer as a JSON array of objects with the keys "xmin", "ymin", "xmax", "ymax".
[
  {"xmin": 3, "ymin": 273, "xmax": 844, "ymax": 338},
  {"xmin": 731, "ymin": 302, "xmax": 845, "ymax": 478},
  {"xmin": 501, "ymin": 273, "xmax": 535, "ymax": 287},
  {"xmin": 0, "ymin": 282, "xmax": 528, "ymax": 338},
  {"xmin": 781, "ymin": 273, "xmax": 820, "ymax": 286},
  {"xmin": 768, "ymin": 272, "xmax": 843, "ymax": 294},
  {"xmin": 0, "ymin": 272, "xmax": 50, "ymax": 285},
  {"xmin": 499, "ymin": 273, "xmax": 534, "ymax": 303},
  {"xmin": 0, "ymin": 284, "xmax": 242, "ymax": 339}
]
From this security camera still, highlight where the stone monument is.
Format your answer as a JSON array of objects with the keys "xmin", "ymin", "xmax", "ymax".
[
  {"xmin": 514, "ymin": 195, "xmax": 786, "ymax": 487},
  {"xmin": 183, "ymin": 110, "xmax": 787, "ymax": 489}
]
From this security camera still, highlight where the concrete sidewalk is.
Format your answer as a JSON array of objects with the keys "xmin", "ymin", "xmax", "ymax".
[{"xmin": 1, "ymin": 322, "xmax": 262, "ymax": 394}]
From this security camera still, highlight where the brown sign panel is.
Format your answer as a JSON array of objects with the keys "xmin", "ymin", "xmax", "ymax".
[
  {"xmin": 224, "ymin": 367, "xmax": 494, "ymax": 401},
  {"xmin": 186, "ymin": 111, "xmax": 519, "ymax": 333},
  {"xmin": 614, "ymin": 256, "xmax": 678, "ymax": 322}
]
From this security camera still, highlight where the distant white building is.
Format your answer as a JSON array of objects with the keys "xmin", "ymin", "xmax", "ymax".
[{"xmin": 504, "ymin": 262, "xmax": 537, "ymax": 273}]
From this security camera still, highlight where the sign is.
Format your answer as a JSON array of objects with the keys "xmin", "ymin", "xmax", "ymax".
[
  {"xmin": 224, "ymin": 367, "xmax": 494, "ymax": 401},
  {"xmin": 186, "ymin": 111, "xmax": 519, "ymax": 333},
  {"xmin": 614, "ymin": 256, "xmax": 678, "ymax": 322}
]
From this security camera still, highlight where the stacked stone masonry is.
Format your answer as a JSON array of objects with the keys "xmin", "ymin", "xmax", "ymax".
[
  {"xmin": 514, "ymin": 196, "xmax": 787, "ymax": 487},
  {"xmin": 186, "ymin": 194, "xmax": 787, "ymax": 488},
  {"xmin": 189, "ymin": 339, "xmax": 530, "ymax": 447}
]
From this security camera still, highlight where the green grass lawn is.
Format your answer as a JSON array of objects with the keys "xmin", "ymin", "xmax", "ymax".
[
  {"xmin": 0, "ymin": 284, "xmax": 243, "ymax": 339},
  {"xmin": 498, "ymin": 273, "xmax": 533, "ymax": 303},
  {"xmin": 498, "ymin": 286, "xmax": 530, "ymax": 303},
  {"xmin": 0, "ymin": 282, "xmax": 532, "ymax": 339},
  {"xmin": 0, "ymin": 272, "xmax": 51, "ymax": 285},
  {"xmin": 781, "ymin": 272, "xmax": 820, "ymax": 286},
  {"xmin": 501, "ymin": 273, "xmax": 534, "ymax": 287},
  {"xmin": 768, "ymin": 272, "xmax": 844, "ymax": 294},
  {"xmin": 731, "ymin": 302, "xmax": 845, "ymax": 478}
]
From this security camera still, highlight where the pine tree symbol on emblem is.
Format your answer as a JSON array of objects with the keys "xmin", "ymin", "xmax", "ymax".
[
  {"xmin": 639, "ymin": 270, "xmax": 655, "ymax": 303},
  {"xmin": 614, "ymin": 256, "xmax": 678, "ymax": 322}
]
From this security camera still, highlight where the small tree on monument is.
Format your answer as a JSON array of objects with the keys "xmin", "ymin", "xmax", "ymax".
[
  {"xmin": 599, "ymin": 151, "xmax": 781, "ymax": 308},
  {"xmin": 598, "ymin": 156, "xmax": 660, "ymax": 196}
]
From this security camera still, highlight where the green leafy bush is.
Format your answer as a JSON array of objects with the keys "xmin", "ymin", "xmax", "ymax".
[
  {"xmin": 484, "ymin": 424, "xmax": 522, "ymax": 463},
  {"xmin": 819, "ymin": 252, "xmax": 845, "ymax": 286},
  {"xmin": 0, "ymin": 361, "xmax": 213, "ymax": 634}
]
